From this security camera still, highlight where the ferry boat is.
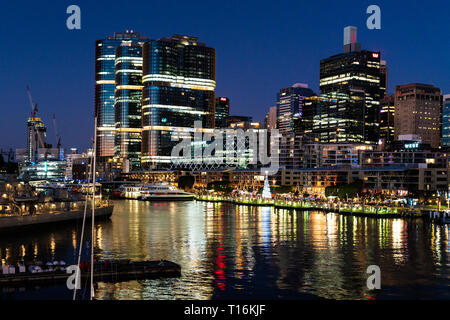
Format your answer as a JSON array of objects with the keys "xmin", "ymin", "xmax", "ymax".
[{"xmin": 119, "ymin": 183, "xmax": 194, "ymax": 201}]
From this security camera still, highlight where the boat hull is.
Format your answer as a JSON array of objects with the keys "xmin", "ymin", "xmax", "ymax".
[{"xmin": 140, "ymin": 195, "xmax": 195, "ymax": 201}]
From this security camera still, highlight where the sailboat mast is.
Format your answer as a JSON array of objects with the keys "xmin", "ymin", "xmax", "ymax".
[
  {"xmin": 72, "ymin": 157, "xmax": 92, "ymax": 300},
  {"xmin": 90, "ymin": 117, "xmax": 98, "ymax": 300}
]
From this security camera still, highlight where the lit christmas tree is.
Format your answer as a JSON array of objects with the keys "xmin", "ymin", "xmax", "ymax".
[{"xmin": 261, "ymin": 172, "xmax": 272, "ymax": 199}]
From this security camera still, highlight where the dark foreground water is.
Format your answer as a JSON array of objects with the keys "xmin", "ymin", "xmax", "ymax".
[{"xmin": 0, "ymin": 200, "xmax": 449, "ymax": 300}]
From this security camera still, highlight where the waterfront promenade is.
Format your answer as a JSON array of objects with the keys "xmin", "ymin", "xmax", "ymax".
[{"xmin": 195, "ymin": 195, "xmax": 450, "ymax": 219}]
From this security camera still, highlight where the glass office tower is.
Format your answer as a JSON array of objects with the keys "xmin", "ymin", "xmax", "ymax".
[
  {"xmin": 443, "ymin": 94, "xmax": 450, "ymax": 148},
  {"xmin": 379, "ymin": 94, "xmax": 395, "ymax": 145},
  {"xmin": 276, "ymin": 84, "xmax": 315, "ymax": 134},
  {"xmin": 95, "ymin": 31, "xmax": 147, "ymax": 162},
  {"xmin": 141, "ymin": 35, "xmax": 216, "ymax": 169},
  {"xmin": 319, "ymin": 27, "xmax": 381, "ymax": 145},
  {"xmin": 276, "ymin": 84, "xmax": 315, "ymax": 169},
  {"xmin": 114, "ymin": 44, "xmax": 143, "ymax": 172}
]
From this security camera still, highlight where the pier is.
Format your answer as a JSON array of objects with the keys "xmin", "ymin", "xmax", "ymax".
[
  {"xmin": 195, "ymin": 195, "xmax": 449, "ymax": 220},
  {"xmin": 0, "ymin": 260, "xmax": 181, "ymax": 287},
  {"xmin": 0, "ymin": 204, "xmax": 113, "ymax": 232}
]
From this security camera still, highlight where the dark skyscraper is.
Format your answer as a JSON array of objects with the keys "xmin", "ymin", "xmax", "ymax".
[
  {"xmin": 319, "ymin": 26, "xmax": 381, "ymax": 145},
  {"xmin": 141, "ymin": 35, "xmax": 216, "ymax": 170},
  {"xmin": 380, "ymin": 60, "xmax": 388, "ymax": 97},
  {"xmin": 95, "ymin": 31, "xmax": 147, "ymax": 162},
  {"xmin": 215, "ymin": 97, "xmax": 230, "ymax": 128},
  {"xmin": 114, "ymin": 44, "xmax": 143, "ymax": 172}
]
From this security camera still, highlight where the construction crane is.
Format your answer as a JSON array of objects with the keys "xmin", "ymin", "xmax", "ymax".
[
  {"xmin": 26, "ymin": 85, "xmax": 38, "ymax": 118},
  {"xmin": 26, "ymin": 86, "xmax": 48, "ymax": 161},
  {"xmin": 52, "ymin": 113, "xmax": 63, "ymax": 160}
]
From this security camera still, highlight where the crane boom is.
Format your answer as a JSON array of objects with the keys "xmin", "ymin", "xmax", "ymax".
[{"xmin": 26, "ymin": 85, "xmax": 37, "ymax": 117}]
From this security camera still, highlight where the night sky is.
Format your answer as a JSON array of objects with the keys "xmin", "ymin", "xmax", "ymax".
[{"xmin": 1, "ymin": 0, "xmax": 449, "ymax": 152}]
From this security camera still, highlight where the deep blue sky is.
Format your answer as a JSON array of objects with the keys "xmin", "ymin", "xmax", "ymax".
[{"xmin": 1, "ymin": 0, "xmax": 449, "ymax": 151}]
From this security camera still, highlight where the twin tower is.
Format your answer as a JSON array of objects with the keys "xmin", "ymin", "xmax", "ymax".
[{"xmin": 95, "ymin": 31, "xmax": 216, "ymax": 171}]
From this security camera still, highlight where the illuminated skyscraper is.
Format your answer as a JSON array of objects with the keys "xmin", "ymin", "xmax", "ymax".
[
  {"xmin": 141, "ymin": 35, "xmax": 216, "ymax": 170},
  {"xmin": 394, "ymin": 83, "xmax": 442, "ymax": 148},
  {"xmin": 114, "ymin": 44, "xmax": 143, "ymax": 171},
  {"xmin": 276, "ymin": 84, "xmax": 315, "ymax": 134},
  {"xmin": 379, "ymin": 94, "xmax": 395, "ymax": 146},
  {"xmin": 319, "ymin": 26, "xmax": 381, "ymax": 145},
  {"xmin": 276, "ymin": 84, "xmax": 315, "ymax": 169},
  {"xmin": 95, "ymin": 31, "xmax": 147, "ymax": 162},
  {"xmin": 443, "ymin": 94, "xmax": 450, "ymax": 148}
]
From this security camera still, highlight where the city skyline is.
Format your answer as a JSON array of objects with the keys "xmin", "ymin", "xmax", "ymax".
[{"xmin": 1, "ymin": 0, "xmax": 450, "ymax": 152}]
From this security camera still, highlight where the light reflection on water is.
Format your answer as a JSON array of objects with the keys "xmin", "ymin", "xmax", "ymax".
[{"xmin": 0, "ymin": 200, "xmax": 449, "ymax": 300}]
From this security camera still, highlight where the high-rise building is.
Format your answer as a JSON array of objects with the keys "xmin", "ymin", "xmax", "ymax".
[
  {"xmin": 226, "ymin": 115, "xmax": 254, "ymax": 129},
  {"xmin": 394, "ymin": 83, "xmax": 442, "ymax": 148},
  {"xmin": 319, "ymin": 26, "xmax": 382, "ymax": 145},
  {"xmin": 380, "ymin": 60, "xmax": 388, "ymax": 97},
  {"xmin": 27, "ymin": 116, "xmax": 47, "ymax": 162},
  {"xmin": 379, "ymin": 94, "xmax": 395, "ymax": 146},
  {"xmin": 343, "ymin": 26, "xmax": 361, "ymax": 53},
  {"xmin": 264, "ymin": 106, "xmax": 277, "ymax": 130},
  {"xmin": 443, "ymin": 94, "xmax": 450, "ymax": 148},
  {"xmin": 276, "ymin": 84, "xmax": 315, "ymax": 169},
  {"xmin": 276, "ymin": 84, "xmax": 315, "ymax": 134},
  {"xmin": 215, "ymin": 97, "xmax": 230, "ymax": 128},
  {"xmin": 95, "ymin": 31, "xmax": 148, "ymax": 162},
  {"xmin": 114, "ymin": 44, "xmax": 143, "ymax": 172},
  {"xmin": 141, "ymin": 35, "xmax": 216, "ymax": 169}
]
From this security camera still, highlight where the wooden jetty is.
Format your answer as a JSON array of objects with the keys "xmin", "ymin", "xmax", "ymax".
[{"xmin": 0, "ymin": 260, "xmax": 181, "ymax": 287}]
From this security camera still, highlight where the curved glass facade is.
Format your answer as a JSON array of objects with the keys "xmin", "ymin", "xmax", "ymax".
[
  {"xmin": 114, "ymin": 44, "xmax": 143, "ymax": 171},
  {"xmin": 141, "ymin": 36, "xmax": 216, "ymax": 169},
  {"xmin": 95, "ymin": 31, "xmax": 147, "ymax": 161}
]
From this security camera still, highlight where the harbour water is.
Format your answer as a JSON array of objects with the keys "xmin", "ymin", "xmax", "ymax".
[{"xmin": 0, "ymin": 200, "xmax": 449, "ymax": 300}]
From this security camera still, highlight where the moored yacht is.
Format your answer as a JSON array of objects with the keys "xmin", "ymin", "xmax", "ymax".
[{"xmin": 119, "ymin": 183, "xmax": 194, "ymax": 201}]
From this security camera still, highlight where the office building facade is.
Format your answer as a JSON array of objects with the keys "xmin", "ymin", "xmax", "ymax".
[
  {"xmin": 319, "ymin": 27, "xmax": 382, "ymax": 145},
  {"xmin": 276, "ymin": 84, "xmax": 315, "ymax": 134},
  {"xmin": 443, "ymin": 94, "xmax": 450, "ymax": 148},
  {"xmin": 114, "ymin": 44, "xmax": 143, "ymax": 171},
  {"xmin": 394, "ymin": 83, "xmax": 442, "ymax": 148},
  {"xmin": 276, "ymin": 84, "xmax": 315, "ymax": 169},
  {"xmin": 379, "ymin": 94, "xmax": 395, "ymax": 146},
  {"xmin": 141, "ymin": 35, "xmax": 216, "ymax": 169},
  {"xmin": 215, "ymin": 97, "xmax": 230, "ymax": 128},
  {"xmin": 264, "ymin": 106, "xmax": 277, "ymax": 130},
  {"xmin": 95, "ymin": 31, "xmax": 147, "ymax": 162}
]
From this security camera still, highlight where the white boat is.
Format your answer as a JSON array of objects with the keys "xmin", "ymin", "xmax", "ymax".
[{"xmin": 119, "ymin": 183, "xmax": 194, "ymax": 201}]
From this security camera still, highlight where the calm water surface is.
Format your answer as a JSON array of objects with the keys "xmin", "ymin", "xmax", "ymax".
[{"xmin": 0, "ymin": 200, "xmax": 449, "ymax": 300}]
